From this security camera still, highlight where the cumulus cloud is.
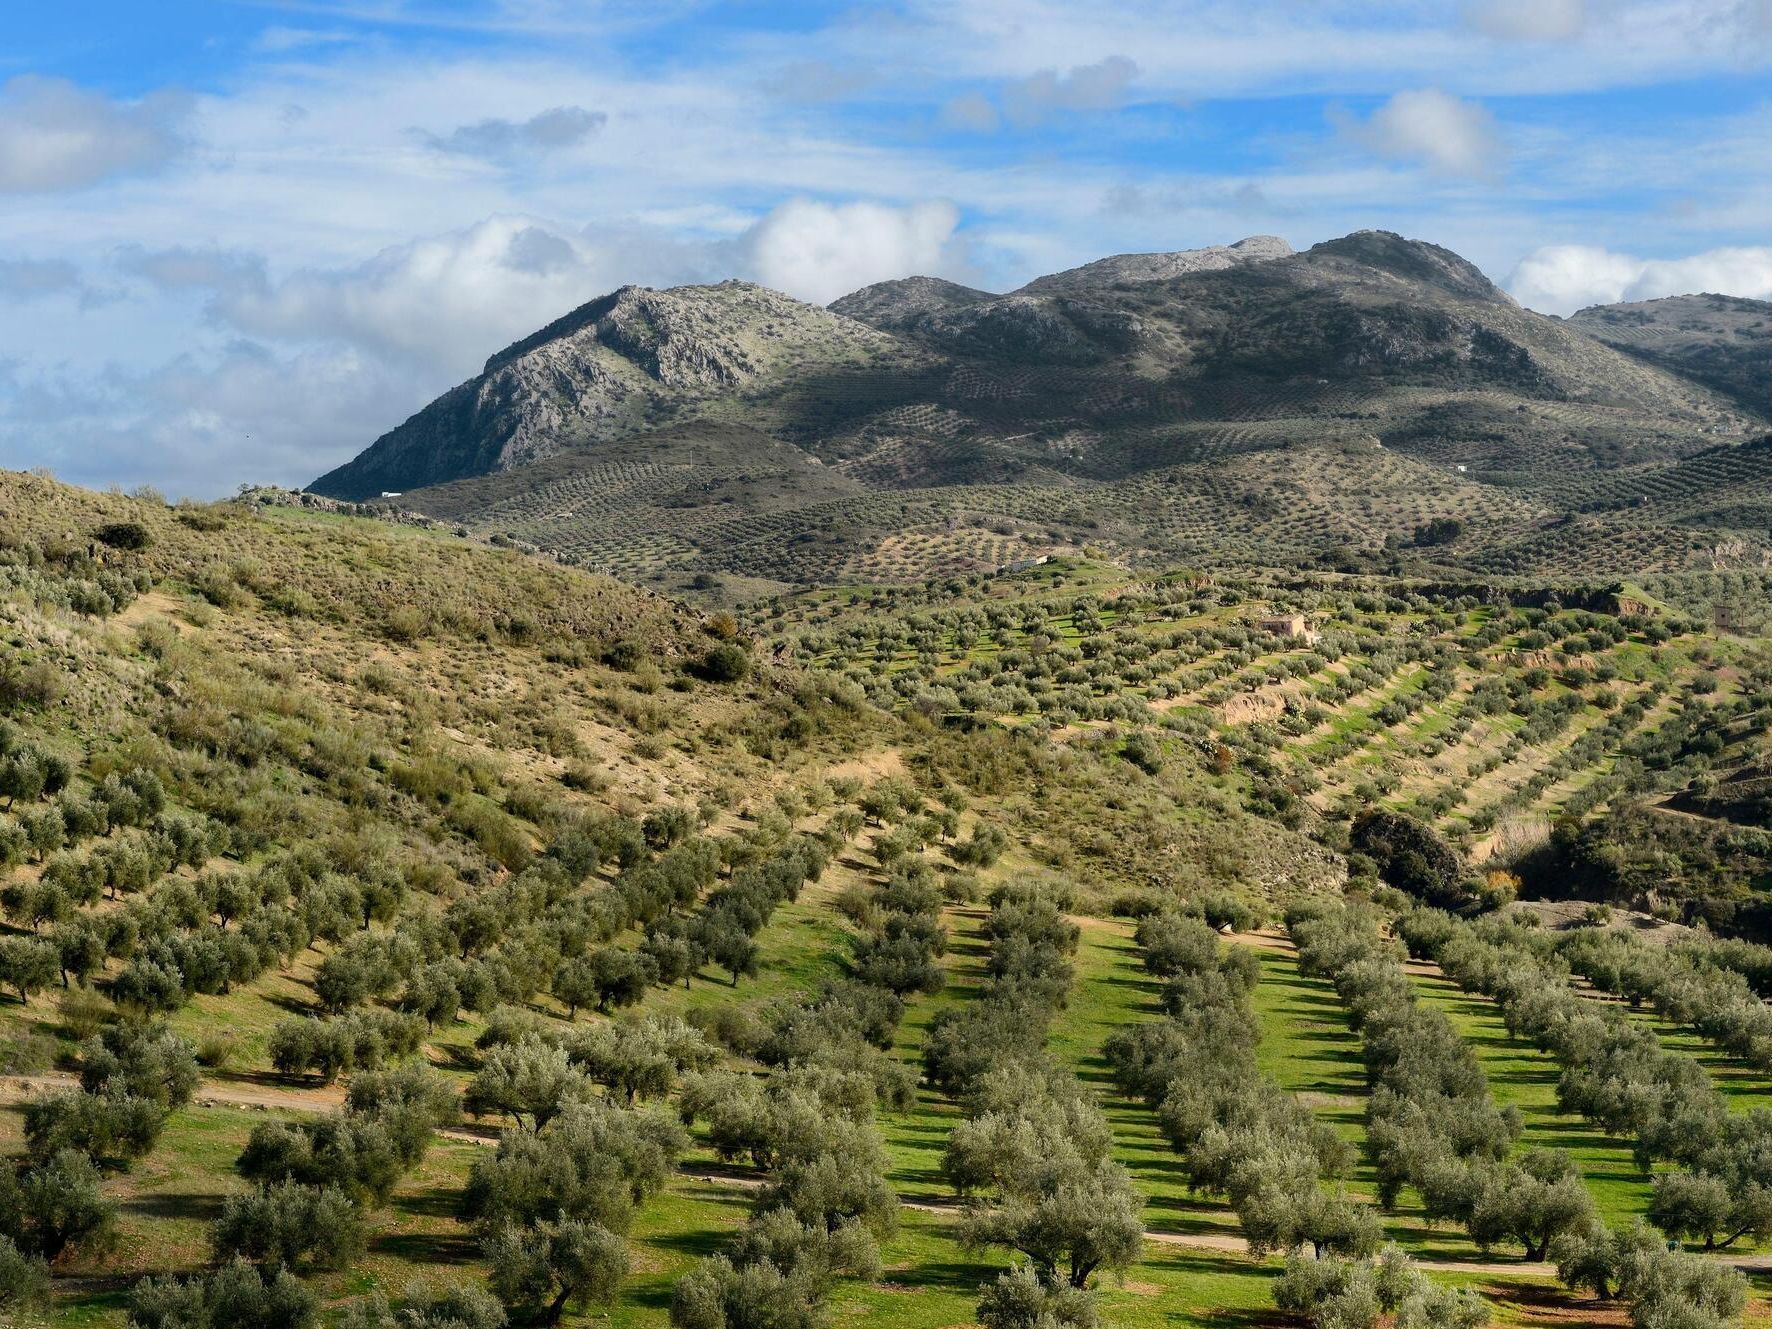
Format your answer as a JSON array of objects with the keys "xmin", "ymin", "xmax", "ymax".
[
  {"xmin": 938, "ymin": 57, "xmax": 1138, "ymax": 134},
  {"xmin": 0, "ymin": 75, "xmax": 191, "ymax": 193},
  {"xmin": 206, "ymin": 216, "xmax": 619, "ymax": 373},
  {"xmin": 0, "ymin": 340, "xmax": 412, "ymax": 497},
  {"xmin": 1463, "ymin": 0, "xmax": 1586, "ymax": 42},
  {"xmin": 738, "ymin": 198, "xmax": 963, "ymax": 305},
  {"xmin": 1346, "ymin": 88, "xmax": 1503, "ymax": 179},
  {"xmin": 0, "ymin": 257, "xmax": 81, "ymax": 300},
  {"xmin": 1509, "ymin": 243, "xmax": 1772, "ymax": 314},
  {"xmin": 1004, "ymin": 56, "xmax": 1139, "ymax": 127},
  {"xmin": 102, "ymin": 201, "xmax": 965, "ymax": 376},
  {"xmin": 1, "ymin": 215, "xmax": 739, "ymax": 496},
  {"xmin": 417, "ymin": 106, "xmax": 606, "ymax": 160}
]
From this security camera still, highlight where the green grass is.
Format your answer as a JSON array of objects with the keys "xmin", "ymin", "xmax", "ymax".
[{"xmin": 1048, "ymin": 919, "xmax": 1241, "ymax": 1240}]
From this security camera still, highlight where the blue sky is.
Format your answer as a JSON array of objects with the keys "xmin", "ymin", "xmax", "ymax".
[{"xmin": 2, "ymin": 0, "xmax": 1770, "ymax": 496}]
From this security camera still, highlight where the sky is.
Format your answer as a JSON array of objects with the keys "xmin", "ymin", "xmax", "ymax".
[{"xmin": 2, "ymin": 1, "xmax": 1770, "ymax": 497}]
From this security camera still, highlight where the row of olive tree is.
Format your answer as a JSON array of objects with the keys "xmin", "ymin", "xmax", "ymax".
[
  {"xmin": 1109, "ymin": 910, "xmax": 1488, "ymax": 1328},
  {"xmin": 933, "ymin": 881, "xmax": 1144, "ymax": 1329},
  {"xmin": 1402, "ymin": 909, "xmax": 1752, "ymax": 1329},
  {"xmin": 663, "ymin": 791, "xmax": 973, "ymax": 1329},
  {"xmin": 670, "ymin": 988, "xmax": 913, "ymax": 1326},
  {"xmin": 1561, "ymin": 928, "xmax": 1772, "ymax": 1073},
  {"xmin": 1290, "ymin": 903, "xmax": 1598, "ymax": 1264}
]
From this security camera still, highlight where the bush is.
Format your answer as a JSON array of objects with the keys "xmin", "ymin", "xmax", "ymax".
[
  {"xmin": 95, "ymin": 522, "xmax": 152, "ymax": 552},
  {"xmin": 197, "ymin": 1033, "xmax": 239, "ymax": 1070},
  {"xmin": 0, "ymin": 1234, "xmax": 50, "ymax": 1316},
  {"xmin": 0, "ymin": 660, "xmax": 63, "ymax": 713},
  {"xmin": 211, "ymin": 1182, "xmax": 364, "ymax": 1271},
  {"xmin": 127, "ymin": 1258, "xmax": 316, "ymax": 1329},
  {"xmin": 0, "ymin": 1032, "xmax": 56, "ymax": 1074},
  {"xmin": 693, "ymin": 645, "xmax": 752, "ymax": 684},
  {"xmin": 1350, "ymin": 809, "xmax": 1472, "ymax": 910}
]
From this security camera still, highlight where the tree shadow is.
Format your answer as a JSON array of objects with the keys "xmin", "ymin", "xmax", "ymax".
[{"xmin": 372, "ymin": 1231, "xmax": 480, "ymax": 1266}]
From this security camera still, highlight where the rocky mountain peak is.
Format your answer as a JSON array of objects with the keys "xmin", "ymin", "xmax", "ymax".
[
  {"xmin": 1013, "ymin": 235, "xmax": 1294, "ymax": 297},
  {"xmin": 828, "ymin": 275, "xmax": 997, "ymax": 329},
  {"xmin": 1305, "ymin": 230, "xmax": 1510, "ymax": 305}
]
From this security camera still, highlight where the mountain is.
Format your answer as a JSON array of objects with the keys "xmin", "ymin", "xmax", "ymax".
[
  {"xmin": 827, "ymin": 275, "xmax": 996, "ymax": 330},
  {"xmin": 310, "ymin": 231, "xmax": 1772, "ymax": 595},
  {"xmin": 1012, "ymin": 233, "xmax": 1293, "ymax": 296},
  {"xmin": 822, "ymin": 236, "xmax": 1293, "ymax": 327},
  {"xmin": 1568, "ymin": 292, "xmax": 1772, "ymax": 418},
  {"xmin": 310, "ymin": 280, "xmax": 905, "ymax": 498}
]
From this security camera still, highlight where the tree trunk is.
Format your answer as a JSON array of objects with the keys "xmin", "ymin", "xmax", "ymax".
[{"xmin": 545, "ymin": 1285, "xmax": 570, "ymax": 1324}]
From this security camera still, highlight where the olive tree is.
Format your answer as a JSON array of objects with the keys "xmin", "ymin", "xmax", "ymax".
[{"xmin": 485, "ymin": 1219, "xmax": 628, "ymax": 1324}]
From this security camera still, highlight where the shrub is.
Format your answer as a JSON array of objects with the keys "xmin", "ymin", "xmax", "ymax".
[
  {"xmin": 95, "ymin": 522, "xmax": 152, "ymax": 552},
  {"xmin": 693, "ymin": 644, "xmax": 752, "ymax": 684},
  {"xmin": 211, "ymin": 1182, "xmax": 364, "ymax": 1271},
  {"xmin": 127, "ymin": 1260, "xmax": 316, "ymax": 1329},
  {"xmin": 197, "ymin": 1033, "xmax": 239, "ymax": 1069}
]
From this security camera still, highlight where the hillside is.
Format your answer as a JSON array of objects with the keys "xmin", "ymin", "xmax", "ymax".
[
  {"xmin": 304, "ymin": 232, "xmax": 1772, "ymax": 597},
  {"xmin": 1569, "ymin": 292, "xmax": 1772, "ymax": 418},
  {"xmin": 8, "ymin": 471, "xmax": 1772, "ymax": 1329}
]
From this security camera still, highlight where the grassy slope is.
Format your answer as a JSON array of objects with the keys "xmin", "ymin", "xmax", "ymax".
[{"xmin": 1408, "ymin": 972, "xmax": 1651, "ymax": 1225}]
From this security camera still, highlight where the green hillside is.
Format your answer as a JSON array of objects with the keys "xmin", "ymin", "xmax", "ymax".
[{"xmin": 5, "ymin": 472, "xmax": 1772, "ymax": 1329}]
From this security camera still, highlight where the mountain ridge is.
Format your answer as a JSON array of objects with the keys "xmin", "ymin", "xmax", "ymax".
[{"xmin": 309, "ymin": 230, "xmax": 1772, "ymax": 594}]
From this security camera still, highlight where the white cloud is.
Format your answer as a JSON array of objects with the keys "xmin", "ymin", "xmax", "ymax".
[
  {"xmin": 113, "ymin": 245, "xmax": 269, "ymax": 295},
  {"xmin": 759, "ymin": 60, "xmax": 876, "ymax": 103},
  {"xmin": 0, "ymin": 76, "xmax": 191, "ymax": 193},
  {"xmin": 1508, "ymin": 243, "xmax": 1772, "ymax": 314},
  {"xmin": 942, "ymin": 92, "xmax": 1001, "ymax": 133},
  {"xmin": 416, "ymin": 105, "xmax": 606, "ymax": 159},
  {"xmin": 938, "ymin": 57, "xmax": 1139, "ymax": 135},
  {"xmin": 1004, "ymin": 55, "xmax": 1139, "ymax": 127},
  {"xmin": 738, "ymin": 198, "xmax": 962, "ymax": 305},
  {"xmin": 1738, "ymin": 0, "xmax": 1772, "ymax": 39},
  {"xmin": 255, "ymin": 26, "xmax": 359, "ymax": 54},
  {"xmin": 1464, "ymin": 0, "xmax": 1586, "ymax": 42},
  {"xmin": 210, "ymin": 216, "xmax": 621, "ymax": 373},
  {"xmin": 0, "ymin": 257, "xmax": 81, "ymax": 300},
  {"xmin": 0, "ymin": 341, "xmax": 412, "ymax": 498},
  {"xmin": 126, "ymin": 201, "xmax": 968, "ymax": 373},
  {"xmin": 1348, "ymin": 88, "xmax": 1503, "ymax": 178}
]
